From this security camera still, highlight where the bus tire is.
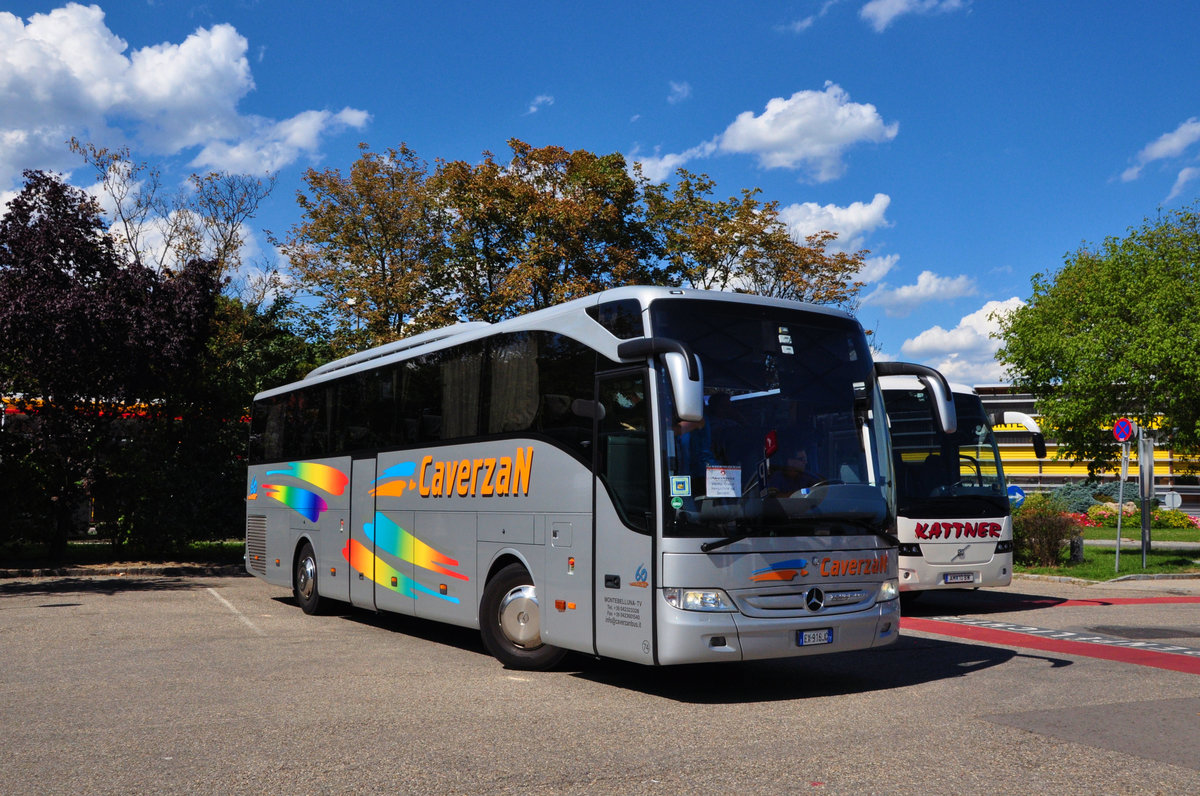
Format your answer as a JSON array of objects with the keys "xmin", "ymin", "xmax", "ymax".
[
  {"xmin": 480, "ymin": 563, "xmax": 565, "ymax": 670},
  {"xmin": 294, "ymin": 542, "xmax": 323, "ymax": 615}
]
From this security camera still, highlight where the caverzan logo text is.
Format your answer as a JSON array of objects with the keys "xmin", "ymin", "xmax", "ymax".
[
  {"xmin": 914, "ymin": 521, "xmax": 1002, "ymax": 540},
  {"xmin": 818, "ymin": 554, "xmax": 889, "ymax": 577},
  {"xmin": 418, "ymin": 447, "xmax": 534, "ymax": 498}
]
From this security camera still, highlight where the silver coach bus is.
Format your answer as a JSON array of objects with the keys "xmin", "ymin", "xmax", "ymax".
[
  {"xmin": 246, "ymin": 287, "xmax": 954, "ymax": 668},
  {"xmin": 880, "ymin": 376, "xmax": 1044, "ymax": 602}
]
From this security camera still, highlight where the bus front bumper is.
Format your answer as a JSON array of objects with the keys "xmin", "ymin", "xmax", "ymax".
[{"xmin": 654, "ymin": 591, "xmax": 900, "ymax": 665}]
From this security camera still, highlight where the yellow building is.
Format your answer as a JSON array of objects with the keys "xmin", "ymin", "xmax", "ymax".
[{"xmin": 976, "ymin": 386, "xmax": 1200, "ymax": 507}]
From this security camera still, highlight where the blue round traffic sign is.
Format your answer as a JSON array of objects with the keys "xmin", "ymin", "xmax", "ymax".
[
  {"xmin": 1113, "ymin": 417, "xmax": 1133, "ymax": 442},
  {"xmin": 1007, "ymin": 484, "xmax": 1026, "ymax": 509}
]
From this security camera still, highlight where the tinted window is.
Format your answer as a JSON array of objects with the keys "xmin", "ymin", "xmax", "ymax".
[
  {"xmin": 587, "ymin": 299, "xmax": 644, "ymax": 339},
  {"xmin": 250, "ymin": 331, "xmax": 611, "ymax": 463}
]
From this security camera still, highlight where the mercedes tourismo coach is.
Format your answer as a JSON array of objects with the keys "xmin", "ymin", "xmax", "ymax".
[
  {"xmin": 246, "ymin": 287, "xmax": 954, "ymax": 668},
  {"xmin": 880, "ymin": 376, "xmax": 1045, "ymax": 601}
]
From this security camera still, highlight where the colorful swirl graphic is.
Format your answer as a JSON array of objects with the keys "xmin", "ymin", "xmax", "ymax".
[
  {"xmin": 375, "ymin": 461, "xmax": 418, "ymax": 481},
  {"xmin": 261, "ymin": 484, "xmax": 327, "ymax": 523},
  {"xmin": 370, "ymin": 461, "xmax": 418, "ymax": 498},
  {"xmin": 266, "ymin": 462, "xmax": 349, "ymax": 496},
  {"xmin": 364, "ymin": 511, "xmax": 468, "ymax": 580},
  {"xmin": 749, "ymin": 558, "xmax": 810, "ymax": 582},
  {"xmin": 342, "ymin": 539, "xmax": 460, "ymax": 603}
]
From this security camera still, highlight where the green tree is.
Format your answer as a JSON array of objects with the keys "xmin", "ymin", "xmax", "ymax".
[
  {"xmin": 433, "ymin": 139, "xmax": 661, "ymax": 321},
  {"xmin": 642, "ymin": 167, "xmax": 865, "ymax": 306},
  {"xmin": 277, "ymin": 143, "xmax": 452, "ymax": 354},
  {"xmin": 995, "ymin": 201, "xmax": 1200, "ymax": 473}
]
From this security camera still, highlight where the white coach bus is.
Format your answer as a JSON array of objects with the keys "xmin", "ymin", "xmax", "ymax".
[
  {"xmin": 245, "ymin": 287, "xmax": 953, "ymax": 668},
  {"xmin": 880, "ymin": 376, "xmax": 1044, "ymax": 601}
]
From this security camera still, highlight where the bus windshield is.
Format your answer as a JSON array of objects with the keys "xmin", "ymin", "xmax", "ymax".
[
  {"xmin": 885, "ymin": 387, "xmax": 1009, "ymax": 519},
  {"xmin": 650, "ymin": 299, "xmax": 893, "ymax": 539}
]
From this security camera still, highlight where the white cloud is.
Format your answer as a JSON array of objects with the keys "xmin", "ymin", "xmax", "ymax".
[
  {"xmin": 779, "ymin": 192, "xmax": 892, "ymax": 252},
  {"xmin": 0, "ymin": 4, "xmax": 368, "ymax": 188},
  {"xmin": 526, "ymin": 94, "xmax": 554, "ymax": 114},
  {"xmin": 856, "ymin": 253, "xmax": 899, "ymax": 283},
  {"xmin": 898, "ymin": 297, "xmax": 1022, "ymax": 384},
  {"xmin": 667, "ymin": 81, "xmax": 692, "ymax": 104},
  {"xmin": 632, "ymin": 83, "xmax": 896, "ymax": 183},
  {"xmin": 860, "ymin": 0, "xmax": 967, "ymax": 33},
  {"xmin": 191, "ymin": 107, "xmax": 370, "ymax": 173},
  {"xmin": 779, "ymin": 1, "xmax": 843, "ymax": 34},
  {"xmin": 719, "ymin": 83, "xmax": 898, "ymax": 181},
  {"xmin": 783, "ymin": 16, "xmax": 816, "ymax": 33},
  {"xmin": 1167, "ymin": 166, "xmax": 1200, "ymax": 202},
  {"xmin": 1121, "ymin": 117, "xmax": 1200, "ymax": 183},
  {"xmin": 862, "ymin": 270, "xmax": 977, "ymax": 317},
  {"xmin": 633, "ymin": 139, "xmax": 718, "ymax": 182}
]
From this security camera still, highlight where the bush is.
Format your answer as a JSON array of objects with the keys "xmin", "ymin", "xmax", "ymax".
[
  {"xmin": 1092, "ymin": 480, "xmax": 1134, "ymax": 502},
  {"xmin": 1014, "ymin": 493, "xmax": 1077, "ymax": 567},
  {"xmin": 1083, "ymin": 502, "xmax": 1197, "ymax": 529},
  {"xmin": 1151, "ymin": 508, "xmax": 1199, "ymax": 529},
  {"xmin": 1085, "ymin": 502, "xmax": 1134, "ymax": 526},
  {"xmin": 1049, "ymin": 482, "xmax": 1103, "ymax": 513}
]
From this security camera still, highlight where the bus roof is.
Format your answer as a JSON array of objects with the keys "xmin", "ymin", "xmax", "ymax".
[{"xmin": 254, "ymin": 286, "xmax": 859, "ymax": 402}]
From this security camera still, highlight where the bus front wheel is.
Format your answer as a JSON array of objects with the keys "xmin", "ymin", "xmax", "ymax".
[
  {"xmin": 480, "ymin": 563, "xmax": 565, "ymax": 670},
  {"xmin": 294, "ymin": 542, "xmax": 322, "ymax": 615}
]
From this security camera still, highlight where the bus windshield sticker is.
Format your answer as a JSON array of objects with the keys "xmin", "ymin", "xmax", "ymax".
[
  {"xmin": 705, "ymin": 466, "xmax": 740, "ymax": 498},
  {"xmin": 670, "ymin": 476, "xmax": 691, "ymax": 497}
]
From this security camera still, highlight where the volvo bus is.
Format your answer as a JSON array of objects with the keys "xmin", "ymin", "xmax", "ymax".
[
  {"xmin": 880, "ymin": 376, "xmax": 1044, "ymax": 601},
  {"xmin": 246, "ymin": 287, "xmax": 954, "ymax": 668}
]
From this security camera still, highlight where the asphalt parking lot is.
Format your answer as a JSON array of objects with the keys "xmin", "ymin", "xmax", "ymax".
[{"xmin": 1, "ymin": 572, "xmax": 1198, "ymax": 795}]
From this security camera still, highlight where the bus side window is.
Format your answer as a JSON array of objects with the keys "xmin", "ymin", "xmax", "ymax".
[{"xmin": 598, "ymin": 375, "xmax": 651, "ymax": 532}]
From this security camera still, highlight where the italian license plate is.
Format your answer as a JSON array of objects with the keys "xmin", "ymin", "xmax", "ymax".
[
  {"xmin": 798, "ymin": 628, "xmax": 833, "ymax": 646},
  {"xmin": 944, "ymin": 572, "xmax": 974, "ymax": 584}
]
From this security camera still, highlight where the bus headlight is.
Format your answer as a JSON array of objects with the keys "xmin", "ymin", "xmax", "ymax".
[
  {"xmin": 877, "ymin": 579, "xmax": 899, "ymax": 603},
  {"xmin": 664, "ymin": 587, "xmax": 737, "ymax": 612}
]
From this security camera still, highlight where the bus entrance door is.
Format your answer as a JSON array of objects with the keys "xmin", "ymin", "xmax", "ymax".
[{"xmin": 592, "ymin": 371, "xmax": 656, "ymax": 665}]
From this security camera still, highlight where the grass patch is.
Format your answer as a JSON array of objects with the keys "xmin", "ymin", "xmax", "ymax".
[
  {"xmin": 1016, "ymin": 546, "xmax": 1200, "ymax": 581},
  {"xmin": 1078, "ymin": 526, "xmax": 1200, "ymax": 544}
]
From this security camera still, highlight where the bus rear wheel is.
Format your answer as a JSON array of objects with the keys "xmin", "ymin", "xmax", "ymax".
[
  {"xmin": 480, "ymin": 563, "xmax": 565, "ymax": 670},
  {"xmin": 294, "ymin": 542, "xmax": 322, "ymax": 615}
]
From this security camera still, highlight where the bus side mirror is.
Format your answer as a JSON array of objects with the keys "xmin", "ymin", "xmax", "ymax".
[
  {"xmin": 875, "ymin": 361, "xmax": 956, "ymax": 435},
  {"xmin": 664, "ymin": 350, "xmax": 704, "ymax": 422},
  {"xmin": 617, "ymin": 337, "xmax": 705, "ymax": 423},
  {"xmin": 993, "ymin": 410, "xmax": 1046, "ymax": 459}
]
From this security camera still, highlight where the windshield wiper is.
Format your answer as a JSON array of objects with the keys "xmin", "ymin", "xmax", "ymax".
[{"xmin": 700, "ymin": 532, "xmax": 753, "ymax": 553}]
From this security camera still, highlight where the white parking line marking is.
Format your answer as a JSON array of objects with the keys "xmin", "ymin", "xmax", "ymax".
[{"xmin": 207, "ymin": 588, "xmax": 264, "ymax": 636}]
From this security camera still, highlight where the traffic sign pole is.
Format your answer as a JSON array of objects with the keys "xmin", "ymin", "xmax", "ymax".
[
  {"xmin": 1116, "ymin": 442, "xmax": 1128, "ymax": 573},
  {"xmin": 1112, "ymin": 418, "xmax": 1134, "ymax": 573},
  {"xmin": 1139, "ymin": 428, "xmax": 1154, "ymax": 568}
]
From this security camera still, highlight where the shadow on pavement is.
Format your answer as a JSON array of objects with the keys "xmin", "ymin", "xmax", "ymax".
[
  {"xmin": 276, "ymin": 595, "xmax": 491, "ymax": 658},
  {"xmin": 0, "ymin": 575, "xmax": 211, "ymax": 596},
  {"xmin": 901, "ymin": 588, "xmax": 1070, "ymax": 617},
  {"xmin": 568, "ymin": 635, "xmax": 1037, "ymax": 703}
]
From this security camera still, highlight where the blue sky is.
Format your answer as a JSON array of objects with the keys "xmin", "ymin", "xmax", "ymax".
[{"xmin": 3, "ymin": 1, "xmax": 1199, "ymax": 383}]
